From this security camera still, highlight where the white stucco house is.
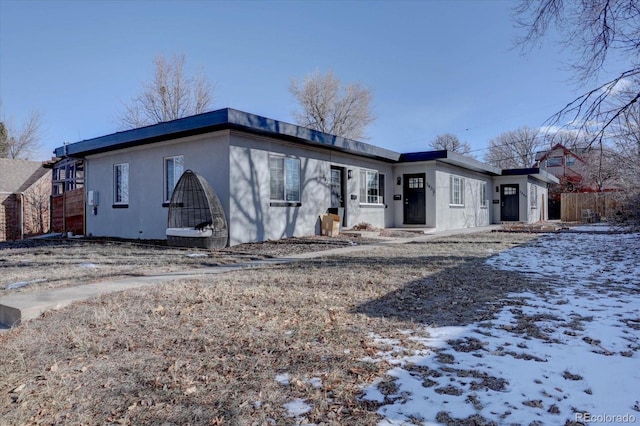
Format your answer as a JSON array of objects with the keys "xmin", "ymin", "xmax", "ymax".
[{"xmin": 53, "ymin": 108, "xmax": 557, "ymax": 246}]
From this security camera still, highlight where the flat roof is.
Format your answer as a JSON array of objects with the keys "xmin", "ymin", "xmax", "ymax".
[
  {"xmin": 399, "ymin": 150, "xmax": 502, "ymax": 175},
  {"xmin": 501, "ymin": 168, "xmax": 560, "ymax": 184},
  {"xmin": 53, "ymin": 108, "xmax": 559, "ymax": 183},
  {"xmin": 53, "ymin": 108, "xmax": 401, "ymax": 162}
]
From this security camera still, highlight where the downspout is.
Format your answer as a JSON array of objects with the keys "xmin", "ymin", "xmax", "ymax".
[{"xmin": 19, "ymin": 192, "xmax": 24, "ymax": 240}]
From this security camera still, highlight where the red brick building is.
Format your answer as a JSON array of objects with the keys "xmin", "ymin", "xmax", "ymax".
[{"xmin": 0, "ymin": 158, "xmax": 51, "ymax": 241}]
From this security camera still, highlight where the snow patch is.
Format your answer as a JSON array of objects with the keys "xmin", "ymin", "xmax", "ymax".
[
  {"xmin": 283, "ymin": 398, "xmax": 312, "ymax": 417},
  {"xmin": 5, "ymin": 278, "xmax": 47, "ymax": 290},
  {"xmin": 275, "ymin": 373, "xmax": 290, "ymax": 386},
  {"xmin": 361, "ymin": 231, "xmax": 640, "ymax": 425},
  {"xmin": 186, "ymin": 253, "xmax": 208, "ymax": 258}
]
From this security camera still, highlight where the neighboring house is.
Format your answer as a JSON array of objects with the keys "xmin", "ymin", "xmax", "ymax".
[
  {"xmin": 52, "ymin": 108, "xmax": 557, "ymax": 246},
  {"xmin": 0, "ymin": 158, "xmax": 51, "ymax": 241},
  {"xmin": 535, "ymin": 144, "xmax": 589, "ymax": 191},
  {"xmin": 46, "ymin": 157, "xmax": 85, "ymax": 235},
  {"xmin": 534, "ymin": 143, "xmax": 618, "ymax": 219}
]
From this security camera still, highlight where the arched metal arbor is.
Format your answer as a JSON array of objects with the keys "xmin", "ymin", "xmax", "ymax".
[{"xmin": 166, "ymin": 170, "xmax": 228, "ymax": 249}]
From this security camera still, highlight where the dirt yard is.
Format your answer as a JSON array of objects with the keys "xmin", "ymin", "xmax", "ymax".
[{"xmin": 0, "ymin": 230, "xmax": 637, "ymax": 425}]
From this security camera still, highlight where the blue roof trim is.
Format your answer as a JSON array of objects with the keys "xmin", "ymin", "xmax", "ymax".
[
  {"xmin": 54, "ymin": 108, "xmax": 401, "ymax": 162},
  {"xmin": 501, "ymin": 167, "xmax": 541, "ymax": 176},
  {"xmin": 54, "ymin": 109, "xmax": 230, "ymax": 157},
  {"xmin": 398, "ymin": 150, "xmax": 448, "ymax": 162}
]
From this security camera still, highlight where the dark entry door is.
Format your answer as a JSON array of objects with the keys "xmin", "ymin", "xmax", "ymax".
[
  {"xmin": 501, "ymin": 184, "xmax": 519, "ymax": 221},
  {"xmin": 330, "ymin": 166, "xmax": 346, "ymax": 224},
  {"xmin": 403, "ymin": 173, "xmax": 426, "ymax": 224}
]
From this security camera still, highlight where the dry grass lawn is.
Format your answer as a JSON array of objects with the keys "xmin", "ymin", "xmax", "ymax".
[
  {"xmin": 0, "ymin": 232, "xmax": 538, "ymax": 425},
  {"xmin": 0, "ymin": 236, "xmax": 363, "ymax": 294}
]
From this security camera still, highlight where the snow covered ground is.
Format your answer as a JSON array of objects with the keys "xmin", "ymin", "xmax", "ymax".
[{"xmin": 361, "ymin": 229, "xmax": 640, "ymax": 425}]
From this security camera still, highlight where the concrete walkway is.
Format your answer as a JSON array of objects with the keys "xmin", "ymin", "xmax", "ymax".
[{"xmin": 0, "ymin": 225, "xmax": 502, "ymax": 329}]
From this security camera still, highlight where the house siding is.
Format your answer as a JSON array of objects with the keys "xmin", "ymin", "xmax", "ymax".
[
  {"xmin": 0, "ymin": 175, "xmax": 51, "ymax": 241},
  {"xmin": 227, "ymin": 132, "xmax": 393, "ymax": 245},
  {"xmin": 85, "ymin": 132, "xmax": 230, "ymax": 240},
  {"xmin": 82, "ymin": 129, "xmax": 395, "ymax": 245},
  {"xmin": 491, "ymin": 175, "xmax": 550, "ymax": 223},
  {"xmin": 392, "ymin": 162, "xmax": 437, "ymax": 228},
  {"xmin": 55, "ymin": 109, "xmax": 560, "ymax": 246},
  {"xmin": 434, "ymin": 163, "xmax": 492, "ymax": 231}
]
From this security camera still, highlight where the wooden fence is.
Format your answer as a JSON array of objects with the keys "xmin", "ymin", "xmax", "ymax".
[
  {"xmin": 51, "ymin": 188, "xmax": 85, "ymax": 235},
  {"xmin": 561, "ymin": 192, "xmax": 621, "ymax": 222}
]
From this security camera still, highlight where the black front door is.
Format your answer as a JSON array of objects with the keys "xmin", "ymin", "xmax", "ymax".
[
  {"xmin": 330, "ymin": 166, "xmax": 346, "ymax": 224},
  {"xmin": 501, "ymin": 184, "xmax": 519, "ymax": 221},
  {"xmin": 403, "ymin": 173, "xmax": 426, "ymax": 224}
]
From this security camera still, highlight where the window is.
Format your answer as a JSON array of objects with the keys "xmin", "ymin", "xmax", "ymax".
[
  {"xmin": 546, "ymin": 157, "xmax": 563, "ymax": 167},
  {"xmin": 114, "ymin": 163, "xmax": 129, "ymax": 205},
  {"xmin": 408, "ymin": 176, "xmax": 423, "ymax": 189},
  {"xmin": 530, "ymin": 185, "xmax": 538, "ymax": 208},
  {"xmin": 52, "ymin": 159, "xmax": 84, "ymax": 195},
  {"xmin": 503, "ymin": 186, "xmax": 517, "ymax": 195},
  {"xmin": 566, "ymin": 155, "xmax": 576, "ymax": 166},
  {"xmin": 449, "ymin": 175, "xmax": 465, "ymax": 206},
  {"xmin": 165, "ymin": 156, "xmax": 184, "ymax": 202},
  {"xmin": 269, "ymin": 156, "xmax": 300, "ymax": 203},
  {"xmin": 359, "ymin": 170, "xmax": 384, "ymax": 204},
  {"xmin": 480, "ymin": 182, "xmax": 488, "ymax": 208}
]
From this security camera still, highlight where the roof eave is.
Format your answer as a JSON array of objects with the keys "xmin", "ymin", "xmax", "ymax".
[
  {"xmin": 501, "ymin": 167, "xmax": 560, "ymax": 184},
  {"xmin": 53, "ymin": 108, "xmax": 401, "ymax": 162},
  {"xmin": 398, "ymin": 150, "xmax": 501, "ymax": 175}
]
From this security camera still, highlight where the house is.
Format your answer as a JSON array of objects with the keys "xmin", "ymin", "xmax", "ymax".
[
  {"xmin": 534, "ymin": 143, "xmax": 619, "ymax": 220},
  {"xmin": 0, "ymin": 158, "xmax": 51, "ymax": 241},
  {"xmin": 52, "ymin": 108, "xmax": 557, "ymax": 246}
]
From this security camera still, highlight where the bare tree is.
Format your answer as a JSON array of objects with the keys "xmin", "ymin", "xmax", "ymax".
[
  {"xmin": 289, "ymin": 70, "xmax": 374, "ymax": 140},
  {"xmin": 608, "ymin": 79, "xmax": 640, "ymax": 226},
  {"xmin": 515, "ymin": 0, "xmax": 640, "ymax": 144},
  {"xmin": 430, "ymin": 133, "xmax": 472, "ymax": 155},
  {"xmin": 0, "ymin": 122, "xmax": 7, "ymax": 158},
  {"xmin": 119, "ymin": 54, "xmax": 213, "ymax": 129},
  {"xmin": 0, "ymin": 111, "xmax": 43, "ymax": 160},
  {"xmin": 610, "ymin": 78, "xmax": 640, "ymax": 161},
  {"xmin": 484, "ymin": 126, "xmax": 542, "ymax": 169},
  {"xmin": 23, "ymin": 176, "xmax": 51, "ymax": 235}
]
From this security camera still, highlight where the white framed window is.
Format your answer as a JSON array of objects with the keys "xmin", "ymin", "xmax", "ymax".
[
  {"xmin": 480, "ymin": 182, "xmax": 488, "ymax": 208},
  {"xmin": 546, "ymin": 157, "xmax": 562, "ymax": 167},
  {"xmin": 114, "ymin": 163, "xmax": 129, "ymax": 205},
  {"xmin": 530, "ymin": 185, "xmax": 538, "ymax": 208},
  {"xmin": 449, "ymin": 175, "xmax": 465, "ymax": 206},
  {"xmin": 269, "ymin": 156, "xmax": 300, "ymax": 202},
  {"xmin": 164, "ymin": 155, "xmax": 184, "ymax": 202},
  {"xmin": 359, "ymin": 169, "xmax": 384, "ymax": 204}
]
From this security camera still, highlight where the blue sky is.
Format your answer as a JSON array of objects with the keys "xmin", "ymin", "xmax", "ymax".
[{"xmin": 0, "ymin": 0, "xmax": 624, "ymax": 161}]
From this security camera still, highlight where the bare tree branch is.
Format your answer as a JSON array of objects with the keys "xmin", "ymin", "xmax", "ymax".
[
  {"xmin": 484, "ymin": 126, "xmax": 542, "ymax": 168},
  {"xmin": 516, "ymin": 0, "xmax": 640, "ymax": 148},
  {"xmin": 429, "ymin": 133, "xmax": 472, "ymax": 155},
  {"xmin": 119, "ymin": 54, "xmax": 214, "ymax": 129},
  {"xmin": 1, "ymin": 111, "xmax": 43, "ymax": 160},
  {"xmin": 289, "ymin": 70, "xmax": 374, "ymax": 140}
]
